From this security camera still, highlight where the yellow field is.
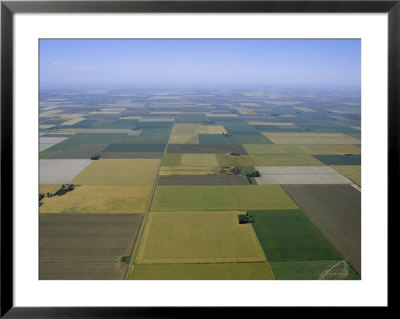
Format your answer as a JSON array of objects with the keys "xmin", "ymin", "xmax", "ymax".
[
  {"xmin": 352, "ymin": 126, "xmax": 361, "ymax": 131},
  {"xmin": 39, "ymin": 125, "xmax": 56, "ymax": 129},
  {"xmin": 331, "ymin": 165, "xmax": 361, "ymax": 186},
  {"xmin": 293, "ymin": 106, "xmax": 316, "ymax": 112},
  {"xmin": 39, "ymin": 185, "xmax": 61, "ymax": 194},
  {"xmin": 160, "ymin": 166, "xmax": 221, "ymax": 175},
  {"xmin": 56, "ymin": 114, "xmax": 85, "ymax": 119},
  {"xmin": 40, "ymin": 110, "xmax": 63, "ymax": 116},
  {"xmin": 234, "ymin": 108, "xmax": 257, "ymax": 115},
  {"xmin": 216, "ymin": 154, "xmax": 256, "ymax": 167},
  {"xmin": 168, "ymin": 124, "xmax": 226, "ymax": 144},
  {"xmin": 297, "ymin": 144, "xmax": 361, "ymax": 155},
  {"xmin": 262, "ymin": 132, "xmax": 361, "ymax": 144},
  {"xmin": 180, "ymin": 154, "xmax": 219, "ymax": 166},
  {"xmin": 40, "ymin": 185, "xmax": 152, "ymax": 214},
  {"xmin": 71, "ymin": 159, "xmax": 160, "ymax": 186},
  {"xmin": 136, "ymin": 211, "xmax": 267, "ymax": 264},
  {"xmin": 129, "ymin": 262, "xmax": 275, "ymax": 280},
  {"xmin": 60, "ymin": 118, "xmax": 86, "ymax": 126}
]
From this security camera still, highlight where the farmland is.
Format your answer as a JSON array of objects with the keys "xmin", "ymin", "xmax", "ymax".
[
  {"xmin": 136, "ymin": 211, "xmax": 266, "ymax": 264},
  {"xmin": 39, "ymin": 85, "xmax": 361, "ymax": 280}
]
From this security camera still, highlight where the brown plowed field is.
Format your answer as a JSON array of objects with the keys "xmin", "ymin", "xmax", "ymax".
[{"xmin": 39, "ymin": 213, "xmax": 143, "ymax": 279}]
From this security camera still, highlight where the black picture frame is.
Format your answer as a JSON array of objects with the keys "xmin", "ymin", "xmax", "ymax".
[{"xmin": 1, "ymin": 0, "xmax": 396, "ymax": 317}]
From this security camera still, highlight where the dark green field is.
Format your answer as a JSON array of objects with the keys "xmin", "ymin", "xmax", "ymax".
[
  {"xmin": 313, "ymin": 154, "xmax": 361, "ymax": 165},
  {"xmin": 249, "ymin": 210, "xmax": 343, "ymax": 262}
]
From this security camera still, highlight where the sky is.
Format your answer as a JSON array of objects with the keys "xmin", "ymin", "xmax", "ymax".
[{"xmin": 39, "ymin": 39, "xmax": 361, "ymax": 88}]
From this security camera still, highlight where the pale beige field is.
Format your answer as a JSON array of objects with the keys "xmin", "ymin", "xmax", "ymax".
[
  {"xmin": 40, "ymin": 185, "xmax": 152, "ymax": 214},
  {"xmin": 60, "ymin": 118, "xmax": 86, "ymax": 126},
  {"xmin": 39, "ymin": 125, "xmax": 56, "ymax": 129},
  {"xmin": 180, "ymin": 153, "xmax": 219, "ymax": 166},
  {"xmin": 72, "ymin": 159, "xmax": 160, "ymax": 186},
  {"xmin": 159, "ymin": 166, "xmax": 221, "ymax": 175}
]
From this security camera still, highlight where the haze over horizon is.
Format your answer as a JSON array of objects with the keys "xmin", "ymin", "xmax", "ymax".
[{"xmin": 40, "ymin": 39, "xmax": 361, "ymax": 89}]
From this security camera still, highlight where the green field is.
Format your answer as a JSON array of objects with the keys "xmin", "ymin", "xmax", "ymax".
[
  {"xmin": 136, "ymin": 211, "xmax": 266, "ymax": 264},
  {"xmin": 59, "ymin": 133, "xmax": 126, "ymax": 144},
  {"xmin": 150, "ymin": 185, "xmax": 298, "ymax": 211},
  {"xmin": 249, "ymin": 210, "xmax": 343, "ymax": 262},
  {"xmin": 243, "ymin": 144, "xmax": 305, "ymax": 155},
  {"xmin": 129, "ymin": 262, "xmax": 275, "ymax": 280},
  {"xmin": 103, "ymin": 144, "xmax": 166, "ymax": 152},
  {"xmin": 270, "ymin": 260, "xmax": 360, "ymax": 280}
]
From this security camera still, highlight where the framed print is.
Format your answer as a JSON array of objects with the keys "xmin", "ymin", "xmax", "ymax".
[{"xmin": 1, "ymin": 0, "xmax": 396, "ymax": 316}]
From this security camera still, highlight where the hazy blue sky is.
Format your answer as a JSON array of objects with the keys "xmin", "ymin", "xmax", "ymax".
[{"xmin": 40, "ymin": 39, "xmax": 360, "ymax": 88}]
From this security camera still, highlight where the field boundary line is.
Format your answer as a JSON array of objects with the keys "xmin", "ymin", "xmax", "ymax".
[{"xmin": 123, "ymin": 130, "xmax": 171, "ymax": 280}]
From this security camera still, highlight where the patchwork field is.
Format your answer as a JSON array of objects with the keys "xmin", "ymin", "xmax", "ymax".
[
  {"xmin": 129, "ymin": 262, "xmax": 274, "ymax": 280},
  {"xmin": 71, "ymin": 159, "xmax": 160, "ymax": 186},
  {"xmin": 136, "ymin": 211, "xmax": 266, "ymax": 264},
  {"xmin": 150, "ymin": 185, "xmax": 298, "ymax": 211},
  {"xmin": 40, "ymin": 185, "xmax": 152, "ymax": 214},
  {"xmin": 39, "ymin": 86, "xmax": 361, "ymax": 280},
  {"xmin": 168, "ymin": 124, "xmax": 227, "ymax": 144},
  {"xmin": 40, "ymin": 213, "xmax": 143, "ymax": 279}
]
